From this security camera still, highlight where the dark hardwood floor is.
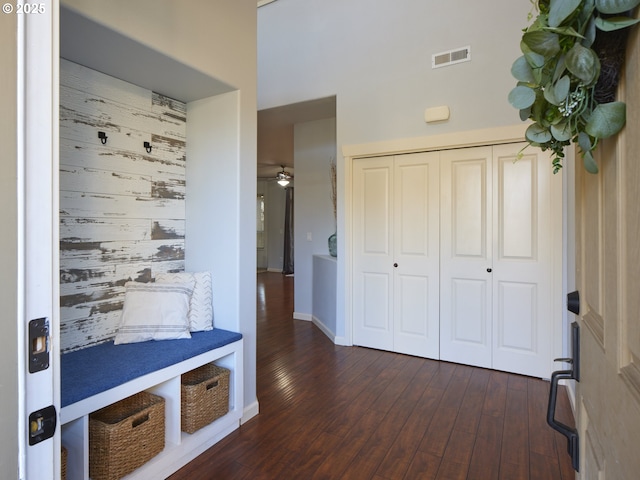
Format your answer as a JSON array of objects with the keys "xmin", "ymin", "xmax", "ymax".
[{"xmin": 169, "ymin": 272, "xmax": 575, "ymax": 479}]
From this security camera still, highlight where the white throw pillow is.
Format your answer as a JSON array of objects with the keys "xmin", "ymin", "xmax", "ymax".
[
  {"xmin": 155, "ymin": 271, "xmax": 213, "ymax": 331},
  {"xmin": 114, "ymin": 281, "xmax": 193, "ymax": 344}
]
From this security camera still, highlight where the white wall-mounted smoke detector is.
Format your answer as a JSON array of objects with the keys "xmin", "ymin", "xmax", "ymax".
[{"xmin": 432, "ymin": 46, "xmax": 471, "ymax": 69}]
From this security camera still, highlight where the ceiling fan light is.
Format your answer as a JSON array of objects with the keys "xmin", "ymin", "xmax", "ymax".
[{"xmin": 275, "ymin": 165, "xmax": 292, "ymax": 187}]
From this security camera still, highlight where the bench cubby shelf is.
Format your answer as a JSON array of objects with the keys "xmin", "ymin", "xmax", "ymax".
[{"xmin": 61, "ymin": 334, "xmax": 243, "ymax": 480}]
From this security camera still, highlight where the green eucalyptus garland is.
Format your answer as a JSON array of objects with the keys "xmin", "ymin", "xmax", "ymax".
[{"xmin": 509, "ymin": 0, "xmax": 640, "ymax": 173}]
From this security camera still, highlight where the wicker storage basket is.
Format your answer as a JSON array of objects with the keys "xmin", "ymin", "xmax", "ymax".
[
  {"xmin": 61, "ymin": 446, "xmax": 67, "ymax": 480},
  {"xmin": 89, "ymin": 391, "xmax": 165, "ymax": 480},
  {"xmin": 181, "ymin": 363, "xmax": 230, "ymax": 434}
]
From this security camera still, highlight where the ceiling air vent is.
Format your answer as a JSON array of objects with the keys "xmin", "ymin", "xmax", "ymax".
[{"xmin": 432, "ymin": 46, "xmax": 471, "ymax": 69}]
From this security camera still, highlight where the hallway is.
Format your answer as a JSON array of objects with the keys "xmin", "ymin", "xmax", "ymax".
[{"xmin": 169, "ymin": 272, "xmax": 575, "ymax": 479}]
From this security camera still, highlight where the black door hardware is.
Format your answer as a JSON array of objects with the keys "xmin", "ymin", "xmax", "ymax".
[
  {"xmin": 28, "ymin": 405, "xmax": 57, "ymax": 446},
  {"xmin": 546, "ymin": 294, "xmax": 580, "ymax": 472},
  {"xmin": 28, "ymin": 318, "xmax": 50, "ymax": 373}
]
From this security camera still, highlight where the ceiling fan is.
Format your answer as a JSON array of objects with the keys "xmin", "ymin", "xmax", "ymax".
[{"xmin": 275, "ymin": 165, "xmax": 293, "ymax": 186}]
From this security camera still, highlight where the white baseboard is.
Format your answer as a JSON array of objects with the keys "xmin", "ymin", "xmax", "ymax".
[
  {"xmin": 333, "ymin": 335, "xmax": 349, "ymax": 346},
  {"xmin": 293, "ymin": 312, "xmax": 312, "ymax": 321},
  {"xmin": 266, "ymin": 268, "xmax": 282, "ymax": 273},
  {"xmin": 312, "ymin": 315, "xmax": 334, "ymax": 340},
  {"xmin": 312, "ymin": 316, "xmax": 349, "ymax": 346},
  {"xmin": 242, "ymin": 400, "xmax": 259, "ymax": 425}
]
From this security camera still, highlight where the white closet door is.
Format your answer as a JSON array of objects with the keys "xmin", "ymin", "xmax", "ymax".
[
  {"xmin": 440, "ymin": 143, "xmax": 558, "ymax": 377},
  {"xmin": 353, "ymin": 152, "xmax": 440, "ymax": 358},
  {"xmin": 392, "ymin": 152, "xmax": 440, "ymax": 358},
  {"xmin": 490, "ymin": 143, "xmax": 558, "ymax": 378},
  {"xmin": 353, "ymin": 156, "xmax": 394, "ymax": 351},
  {"xmin": 440, "ymin": 146, "xmax": 493, "ymax": 368}
]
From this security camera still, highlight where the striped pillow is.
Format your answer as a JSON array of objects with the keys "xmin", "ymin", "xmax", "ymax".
[
  {"xmin": 114, "ymin": 281, "xmax": 194, "ymax": 344},
  {"xmin": 155, "ymin": 271, "xmax": 213, "ymax": 332}
]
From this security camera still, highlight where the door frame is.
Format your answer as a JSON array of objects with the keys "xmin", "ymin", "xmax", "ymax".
[
  {"xmin": 18, "ymin": 1, "xmax": 61, "ymax": 478},
  {"xmin": 342, "ymin": 124, "xmax": 574, "ymax": 384}
]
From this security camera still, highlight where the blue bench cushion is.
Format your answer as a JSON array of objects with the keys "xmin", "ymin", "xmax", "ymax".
[{"xmin": 61, "ymin": 328, "xmax": 242, "ymax": 407}]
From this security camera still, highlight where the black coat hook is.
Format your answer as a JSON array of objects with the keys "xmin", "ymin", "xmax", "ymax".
[
  {"xmin": 98, "ymin": 131, "xmax": 108, "ymax": 144},
  {"xmin": 143, "ymin": 141, "xmax": 152, "ymax": 154}
]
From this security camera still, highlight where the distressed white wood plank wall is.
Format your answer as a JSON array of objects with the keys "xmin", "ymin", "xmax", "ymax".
[{"xmin": 59, "ymin": 59, "xmax": 187, "ymax": 352}]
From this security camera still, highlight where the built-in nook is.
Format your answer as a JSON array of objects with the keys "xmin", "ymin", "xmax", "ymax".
[{"xmin": 58, "ymin": 6, "xmax": 251, "ymax": 479}]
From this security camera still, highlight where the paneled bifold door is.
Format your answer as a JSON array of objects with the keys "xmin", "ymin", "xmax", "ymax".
[
  {"xmin": 353, "ymin": 143, "xmax": 560, "ymax": 378},
  {"xmin": 440, "ymin": 144, "xmax": 558, "ymax": 378},
  {"xmin": 352, "ymin": 152, "xmax": 441, "ymax": 359}
]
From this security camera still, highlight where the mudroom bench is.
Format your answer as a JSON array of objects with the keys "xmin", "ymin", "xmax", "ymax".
[{"xmin": 60, "ymin": 328, "xmax": 244, "ymax": 480}]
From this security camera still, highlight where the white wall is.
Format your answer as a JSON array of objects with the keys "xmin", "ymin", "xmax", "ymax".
[
  {"xmin": 313, "ymin": 255, "xmax": 338, "ymax": 338},
  {"xmin": 258, "ymin": 0, "xmax": 531, "ymax": 340},
  {"xmin": 258, "ymin": 0, "xmax": 529, "ymax": 139},
  {"xmin": 187, "ymin": 93, "xmax": 241, "ymax": 330},
  {"xmin": 0, "ymin": 10, "xmax": 19, "ymax": 477},
  {"xmin": 293, "ymin": 118, "xmax": 337, "ymax": 318}
]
